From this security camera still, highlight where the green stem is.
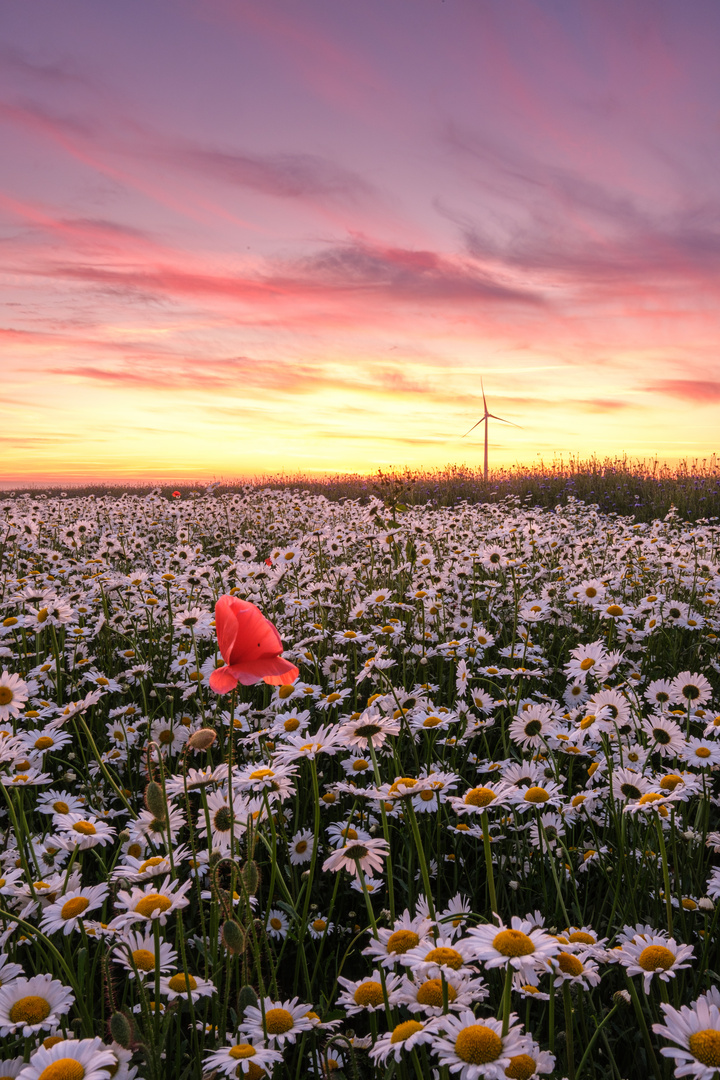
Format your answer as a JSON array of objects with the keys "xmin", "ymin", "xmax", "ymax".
[
  {"xmin": 481, "ymin": 811, "xmax": 497, "ymax": 914},
  {"xmin": 562, "ymin": 981, "xmax": 575, "ymax": 1080}
]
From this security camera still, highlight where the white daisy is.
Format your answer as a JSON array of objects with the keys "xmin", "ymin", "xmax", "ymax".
[
  {"xmin": 111, "ymin": 877, "xmax": 192, "ymax": 928},
  {"xmin": 202, "ymin": 1039, "xmax": 283, "ymax": 1077},
  {"xmin": 431, "ymin": 1010, "xmax": 526, "ymax": 1079},
  {"xmin": 240, "ymin": 996, "xmax": 314, "ymax": 1047},
  {"xmin": 112, "ymin": 930, "xmax": 178, "ymax": 979},
  {"xmin": 158, "ymin": 972, "xmax": 216, "ymax": 1002},
  {"xmin": 52, "ymin": 813, "xmax": 116, "ymax": 851},
  {"xmin": 395, "ymin": 972, "xmax": 487, "ymax": 1015},
  {"xmin": 336, "ymin": 970, "xmax": 401, "ymax": 1015},
  {"xmin": 17, "ymin": 1037, "xmax": 116, "ymax": 1080},
  {"xmin": 39, "ymin": 884, "xmax": 109, "ymax": 936},
  {"xmin": 363, "ymin": 909, "xmax": 434, "ymax": 969},
  {"xmin": 467, "ymin": 916, "xmax": 560, "ymax": 980},
  {"xmin": 616, "ymin": 935, "xmax": 694, "ymax": 992},
  {"xmin": 0, "ymin": 974, "xmax": 74, "ymax": 1037},
  {"xmin": 652, "ymin": 996, "xmax": 720, "ymax": 1080},
  {"xmin": 369, "ymin": 1018, "xmax": 434, "ymax": 1065}
]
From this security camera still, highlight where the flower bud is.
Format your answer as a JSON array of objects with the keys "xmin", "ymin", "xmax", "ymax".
[
  {"xmin": 241, "ymin": 860, "xmax": 259, "ymax": 897},
  {"xmin": 144, "ymin": 781, "xmax": 166, "ymax": 821},
  {"xmin": 110, "ymin": 1011, "xmax": 133, "ymax": 1049},
  {"xmin": 238, "ymin": 984, "xmax": 258, "ymax": 1013},
  {"xmin": 188, "ymin": 728, "xmax": 217, "ymax": 751},
  {"xmin": 613, "ymin": 990, "xmax": 632, "ymax": 1006},
  {"xmin": 222, "ymin": 919, "xmax": 245, "ymax": 955}
]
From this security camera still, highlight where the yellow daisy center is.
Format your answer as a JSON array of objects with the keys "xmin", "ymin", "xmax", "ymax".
[
  {"xmin": 132, "ymin": 948, "xmax": 156, "ymax": 971},
  {"xmin": 638, "ymin": 945, "xmax": 675, "ymax": 971},
  {"xmin": 135, "ymin": 894, "xmax": 172, "ymax": 917},
  {"xmin": 229, "ymin": 1044, "xmax": 257, "ymax": 1059},
  {"xmin": 139, "ymin": 857, "xmax": 164, "ymax": 873},
  {"xmin": 660, "ymin": 775, "xmax": 683, "ymax": 791},
  {"xmin": 390, "ymin": 1020, "xmax": 424, "ymax": 1044},
  {"xmin": 464, "ymin": 787, "xmax": 496, "ymax": 807},
  {"xmin": 568, "ymin": 931, "xmax": 595, "ymax": 945},
  {"xmin": 389, "ymin": 778, "xmax": 417, "ymax": 794},
  {"xmin": 270, "ymin": 918, "xmax": 283, "ymax": 931},
  {"xmin": 35, "ymin": 737, "xmax": 54, "ymax": 750},
  {"xmin": 37, "ymin": 1062, "xmax": 85, "ymax": 1080},
  {"xmin": 72, "ymin": 821, "xmax": 97, "ymax": 836},
  {"xmin": 42, "ymin": 1036, "xmax": 65, "ymax": 1050},
  {"xmin": 168, "ymin": 973, "xmax": 197, "ymax": 992},
  {"xmin": 386, "ymin": 929, "xmax": 420, "ymax": 954},
  {"xmin": 53, "ymin": 801, "xmax": 70, "ymax": 814},
  {"xmin": 557, "ymin": 952, "xmax": 583, "ymax": 976},
  {"xmin": 579, "ymin": 657, "xmax": 595, "ymax": 670},
  {"xmin": 504, "ymin": 1053, "xmax": 538, "ymax": 1079},
  {"xmin": 455, "ymin": 1024, "xmax": 503, "ymax": 1064},
  {"xmin": 9, "ymin": 995, "xmax": 51, "ymax": 1024},
  {"xmin": 688, "ymin": 1030, "xmax": 720, "ymax": 1067},
  {"xmin": 353, "ymin": 980, "xmax": 384, "ymax": 1007},
  {"xmin": 312, "ymin": 919, "xmax": 327, "ymax": 933},
  {"xmin": 294, "ymin": 840, "xmax": 308, "ymax": 854},
  {"xmin": 264, "ymin": 1007, "xmax": 294, "ymax": 1034},
  {"xmin": 61, "ymin": 896, "xmax": 90, "ymax": 920},
  {"xmin": 416, "ymin": 978, "xmax": 457, "ymax": 1007},
  {"xmin": 524, "ymin": 786, "xmax": 550, "ymax": 804},
  {"xmin": 249, "ymin": 768, "xmax": 274, "ymax": 780},
  {"xmin": 423, "ymin": 946, "xmax": 463, "ymax": 970},
  {"xmin": 493, "ymin": 929, "xmax": 535, "ymax": 957}
]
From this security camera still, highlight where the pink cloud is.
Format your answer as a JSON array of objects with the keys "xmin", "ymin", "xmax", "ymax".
[{"xmin": 644, "ymin": 380, "xmax": 720, "ymax": 403}]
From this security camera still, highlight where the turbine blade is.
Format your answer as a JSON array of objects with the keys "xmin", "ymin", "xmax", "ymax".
[
  {"xmin": 461, "ymin": 416, "xmax": 487, "ymax": 438},
  {"xmin": 481, "ymin": 377, "xmax": 488, "ymax": 414},
  {"xmin": 487, "ymin": 413, "xmax": 522, "ymax": 428}
]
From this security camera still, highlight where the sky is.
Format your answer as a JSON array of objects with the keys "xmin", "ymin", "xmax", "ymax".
[{"xmin": 2, "ymin": 0, "xmax": 720, "ymax": 483}]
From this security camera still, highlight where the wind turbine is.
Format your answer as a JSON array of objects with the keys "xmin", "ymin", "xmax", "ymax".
[{"xmin": 462, "ymin": 380, "xmax": 521, "ymax": 481}]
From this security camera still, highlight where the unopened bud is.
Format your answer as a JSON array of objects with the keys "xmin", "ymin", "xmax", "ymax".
[
  {"xmin": 189, "ymin": 728, "xmax": 217, "ymax": 751},
  {"xmin": 110, "ymin": 1011, "xmax": 133, "ymax": 1049},
  {"xmin": 238, "ymin": 984, "xmax": 258, "ymax": 1013},
  {"xmin": 118, "ymin": 831, "xmax": 130, "ymax": 844},
  {"xmin": 144, "ymin": 781, "xmax": 166, "ymax": 821},
  {"xmin": 222, "ymin": 920, "xmax": 245, "ymax": 955},
  {"xmin": 614, "ymin": 990, "xmax": 632, "ymax": 1007},
  {"xmin": 699, "ymin": 897, "xmax": 715, "ymax": 911},
  {"xmin": 241, "ymin": 860, "xmax": 259, "ymax": 897}
]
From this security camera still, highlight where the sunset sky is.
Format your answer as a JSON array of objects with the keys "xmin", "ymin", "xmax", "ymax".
[{"xmin": 2, "ymin": 0, "xmax": 720, "ymax": 483}]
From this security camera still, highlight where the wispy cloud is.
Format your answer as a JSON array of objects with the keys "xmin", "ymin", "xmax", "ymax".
[{"xmin": 644, "ymin": 380, "xmax": 720, "ymax": 403}]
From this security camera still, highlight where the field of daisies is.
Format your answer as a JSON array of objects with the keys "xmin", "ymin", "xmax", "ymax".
[{"xmin": 1, "ymin": 487, "xmax": 720, "ymax": 1080}]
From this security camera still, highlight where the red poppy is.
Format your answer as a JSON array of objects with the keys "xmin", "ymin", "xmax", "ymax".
[
  {"xmin": 172, "ymin": 491, "xmax": 181, "ymax": 498},
  {"xmin": 209, "ymin": 595, "xmax": 299, "ymax": 694}
]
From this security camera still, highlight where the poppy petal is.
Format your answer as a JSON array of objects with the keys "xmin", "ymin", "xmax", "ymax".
[
  {"xmin": 214, "ymin": 596, "xmax": 239, "ymax": 663},
  {"xmin": 208, "ymin": 665, "xmax": 240, "ymax": 694}
]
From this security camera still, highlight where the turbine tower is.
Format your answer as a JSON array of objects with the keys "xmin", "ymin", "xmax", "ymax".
[{"xmin": 462, "ymin": 380, "xmax": 521, "ymax": 481}]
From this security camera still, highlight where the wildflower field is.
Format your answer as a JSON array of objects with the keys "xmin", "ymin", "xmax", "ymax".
[{"xmin": 1, "ymin": 487, "xmax": 720, "ymax": 1080}]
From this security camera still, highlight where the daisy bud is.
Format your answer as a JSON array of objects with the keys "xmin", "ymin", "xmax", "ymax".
[
  {"xmin": 222, "ymin": 919, "xmax": 245, "ymax": 955},
  {"xmin": 144, "ymin": 781, "xmax": 167, "ymax": 821},
  {"xmin": 614, "ymin": 990, "xmax": 632, "ymax": 1006},
  {"xmin": 241, "ymin": 860, "xmax": 259, "ymax": 896},
  {"xmin": 118, "ymin": 831, "xmax": 130, "ymax": 844},
  {"xmin": 110, "ymin": 1010, "xmax": 133, "ymax": 1049},
  {"xmin": 699, "ymin": 897, "xmax": 714, "ymax": 911},
  {"xmin": 238, "ymin": 984, "xmax": 258, "ymax": 1013},
  {"xmin": 188, "ymin": 728, "xmax": 217, "ymax": 751}
]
